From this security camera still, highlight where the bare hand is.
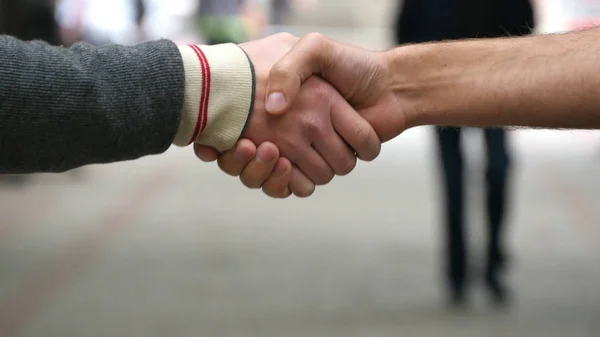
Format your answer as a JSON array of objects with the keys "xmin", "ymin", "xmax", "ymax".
[
  {"xmin": 265, "ymin": 33, "xmax": 408, "ymax": 142},
  {"xmin": 196, "ymin": 33, "xmax": 381, "ymax": 197}
]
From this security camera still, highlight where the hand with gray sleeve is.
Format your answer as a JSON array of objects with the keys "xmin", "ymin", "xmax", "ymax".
[{"xmin": 0, "ymin": 33, "xmax": 381, "ymax": 197}]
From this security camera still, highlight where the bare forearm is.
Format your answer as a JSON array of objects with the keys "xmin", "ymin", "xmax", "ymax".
[{"xmin": 390, "ymin": 28, "xmax": 600, "ymax": 129}]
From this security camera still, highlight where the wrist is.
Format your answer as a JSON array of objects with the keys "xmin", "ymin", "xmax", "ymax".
[
  {"xmin": 387, "ymin": 37, "xmax": 534, "ymax": 129},
  {"xmin": 173, "ymin": 43, "xmax": 255, "ymax": 151},
  {"xmin": 386, "ymin": 42, "xmax": 468, "ymax": 128}
]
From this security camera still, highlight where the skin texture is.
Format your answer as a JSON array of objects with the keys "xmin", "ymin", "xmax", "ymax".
[
  {"xmin": 209, "ymin": 27, "xmax": 600, "ymax": 198},
  {"xmin": 267, "ymin": 29, "xmax": 600, "ymax": 131},
  {"xmin": 195, "ymin": 33, "xmax": 381, "ymax": 198}
]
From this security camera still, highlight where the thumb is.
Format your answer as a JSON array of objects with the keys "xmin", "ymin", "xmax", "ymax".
[{"xmin": 265, "ymin": 33, "xmax": 336, "ymax": 115}]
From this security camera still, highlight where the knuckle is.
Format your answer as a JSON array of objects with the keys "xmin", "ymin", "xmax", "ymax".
[
  {"xmin": 241, "ymin": 180, "xmax": 262, "ymax": 190},
  {"xmin": 313, "ymin": 85, "xmax": 331, "ymax": 103},
  {"xmin": 337, "ymin": 156, "xmax": 357, "ymax": 176},
  {"xmin": 302, "ymin": 114, "xmax": 326, "ymax": 138},
  {"xmin": 304, "ymin": 32, "xmax": 326, "ymax": 45},
  {"xmin": 263, "ymin": 186, "xmax": 277, "ymax": 197},
  {"xmin": 275, "ymin": 134, "xmax": 298, "ymax": 154},
  {"xmin": 314, "ymin": 170, "xmax": 334, "ymax": 186},
  {"xmin": 264, "ymin": 186, "xmax": 289, "ymax": 199},
  {"xmin": 263, "ymin": 174, "xmax": 290, "ymax": 193},
  {"xmin": 240, "ymin": 173, "xmax": 263, "ymax": 189},
  {"xmin": 275, "ymin": 32, "xmax": 296, "ymax": 43},
  {"xmin": 301, "ymin": 33, "xmax": 333, "ymax": 71},
  {"xmin": 293, "ymin": 185, "xmax": 315, "ymax": 198},
  {"xmin": 217, "ymin": 159, "xmax": 239, "ymax": 177}
]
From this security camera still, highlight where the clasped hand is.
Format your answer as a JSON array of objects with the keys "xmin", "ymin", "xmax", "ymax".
[{"xmin": 196, "ymin": 33, "xmax": 408, "ymax": 198}]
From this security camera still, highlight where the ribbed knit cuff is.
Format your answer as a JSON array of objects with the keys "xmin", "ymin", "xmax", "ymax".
[{"xmin": 173, "ymin": 44, "xmax": 255, "ymax": 152}]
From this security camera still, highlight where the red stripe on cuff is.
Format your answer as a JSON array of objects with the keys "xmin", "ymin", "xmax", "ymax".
[
  {"xmin": 191, "ymin": 45, "xmax": 210, "ymax": 134},
  {"xmin": 187, "ymin": 45, "xmax": 211, "ymax": 145}
]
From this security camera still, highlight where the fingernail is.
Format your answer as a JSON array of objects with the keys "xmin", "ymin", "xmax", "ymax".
[
  {"xmin": 266, "ymin": 92, "xmax": 287, "ymax": 113},
  {"xmin": 256, "ymin": 145, "xmax": 276, "ymax": 163}
]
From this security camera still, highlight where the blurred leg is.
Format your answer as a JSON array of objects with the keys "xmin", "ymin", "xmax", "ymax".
[
  {"xmin": 435, "ymin": 127, "xmax": 467, "ymax": 305},
  {"xmin": 266, "ymin": 0, "xmax": 291, "ymax": 34},
  {"xmin": 483, "ymin": 128, "xmax": 511, "ymax": 305},
  {"xmin": 271, "ymin": 0, "xmax": 290, "ymax": 25}
]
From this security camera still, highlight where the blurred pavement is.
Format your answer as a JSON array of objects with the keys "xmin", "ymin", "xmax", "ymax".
[{"xmin": 1, "ymin": 127, "xmax": 599, "ymax": 337}]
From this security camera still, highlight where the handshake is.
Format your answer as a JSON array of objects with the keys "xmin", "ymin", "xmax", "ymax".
[
  {"xmin": 190, "ymin": 27, "xmax": 598, "ymax": 198},
  {"xmin": 194, "ymin": 33, "xmax": 410, "ymax": 198}
]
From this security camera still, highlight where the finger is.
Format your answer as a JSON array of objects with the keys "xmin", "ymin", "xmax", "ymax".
[
  {"xmin": 312, "ymin": 124, "xmax": 357, "ymax": 176},
  {"xmin": 194, "ymin": 144, "xmax": 220, "ymax": 162},
  {"xmin": 240, "ymin": 142, "xmax": 280, "ymax": 189},
  {"xmin": 265, "ymin": 33, "xmax": 337, "ymax": 114},
  {"xmin": 262, "ymin": 157, "xmax": 293, "ymax": 198},
  {"xmin": 285, "ymin": 145, "xmax": 334, "ymax": 186},
  {"xmin": 289, "ymin": 166, "xmax": 316, "ymax": 198},
  {"xmin": 217, "ymin": 139, "xmax": 257, "ymax": 176},
  {"xmin": 330, "ymin": 95, "xmax": 381, "ymax": 162}
]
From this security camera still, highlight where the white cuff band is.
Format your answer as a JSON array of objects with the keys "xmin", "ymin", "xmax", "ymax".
[{"xmin": 174, "ymin": 44, "xmax": 254, "ymax": 152}]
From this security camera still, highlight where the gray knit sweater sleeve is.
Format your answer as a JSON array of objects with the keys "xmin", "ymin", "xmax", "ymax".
[{"xmin": 0, "ymin": 36, "xmax": 185, "ymax": 174}]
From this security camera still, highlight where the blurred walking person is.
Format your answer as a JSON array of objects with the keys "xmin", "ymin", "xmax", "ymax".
[
  {"xmin": 270, "ymin": 0, "xmax": 290, "ymax": 26},
  {"xmin": 0, "ymin": 0, "xmax": 61, "ymax": 45},
  {"xmin": 394, "ymin": 0, "xmax": 535, "ymax": 307}
]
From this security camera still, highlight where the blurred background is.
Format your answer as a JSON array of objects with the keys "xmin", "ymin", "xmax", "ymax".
[{"xmin": 1, "ymin": 0, "xmax": 600, "ymax": 336}]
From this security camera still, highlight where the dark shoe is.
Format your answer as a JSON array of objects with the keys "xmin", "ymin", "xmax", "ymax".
[
  {"xmin": 484, "ymin": 270, "xmax": 511, "ymax": 307},
  {"xmin": 447, "ymin": 283, "xmax": 469, "ymax": 309}
]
